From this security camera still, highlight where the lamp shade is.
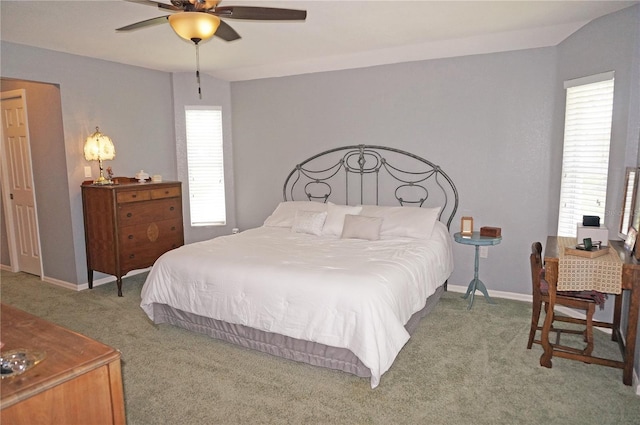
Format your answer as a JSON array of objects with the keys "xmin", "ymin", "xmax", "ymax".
[
  {"xmin": 168, "ymin": 12, "xmax": 220, "ymax": 43},
  {"xmin": 84, "ymin": 127, "xmax": 115, "ymax": 161}
]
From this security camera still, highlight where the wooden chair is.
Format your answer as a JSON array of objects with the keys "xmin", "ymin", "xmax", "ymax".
[{"xmin": 526, "ymin": 242, "xmax": 611, "ymax": 357}]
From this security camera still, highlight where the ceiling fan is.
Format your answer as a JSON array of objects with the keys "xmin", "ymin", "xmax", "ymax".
[
  {"xmin": 117, "ymin": 0, "xmax": 307, "ymax": 43},
  {"xmin": 118, "ymin": 1, "xmax": 306, "ymax": 98}
]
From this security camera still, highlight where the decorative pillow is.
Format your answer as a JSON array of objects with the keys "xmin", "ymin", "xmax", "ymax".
[
  {"xmin": 358, "ymin": 205, "xmax": 441, "ymax": 239},
  {"xmin": 291, "ymin": 210, "xmax": 328, "ymax": 236},
  {"xmin": 340, "ymin": 215, "xmax": 383, "ymax": 241},
  {"xmin": 263, "ymin": 201, "xmax": 329, "ymax": 228},
  {"xmin": 322, "ymin": 204, "xmax": 363, "ymax": 236}
]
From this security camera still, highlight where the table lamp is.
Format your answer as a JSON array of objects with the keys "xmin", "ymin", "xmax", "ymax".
[{"xmin": 84, "ymin": 127, "xmax": 115, "ymax": 185}]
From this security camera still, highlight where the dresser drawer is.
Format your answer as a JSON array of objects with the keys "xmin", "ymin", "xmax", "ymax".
[
  {"xmin": 118, "ymin": 198, "xmax": 181, "ymax": 225},
  {"xmin": 119, "ymin": 236, "xmax": 182, "ymax": 272},
  {"xmin": 116, "ymin": 190, "xmax": 151, "ymax": 203},
  {"xmin": 151, "ymin": 186, "xmax": 180, "ymax": 199},
  {"xmin": 119, "ymin": 219, "xmax": 183, "ymax": 250}
]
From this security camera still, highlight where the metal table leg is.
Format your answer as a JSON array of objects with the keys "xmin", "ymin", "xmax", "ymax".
[{"xmin": 461, "ymin": 245, "xmax": 496, "ymax": 309}]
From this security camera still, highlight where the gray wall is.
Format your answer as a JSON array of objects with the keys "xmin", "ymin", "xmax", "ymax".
[
  {"xmin": 1, "ymin": 42, "xmax": 177, "ymax": 285},
  {"xmin": 552, "ymin": 5, "xmax": 640, "ymax": 237},
  {"xmin": 231, "ymin": 47, "xmax": 558, "ymax": 297},
  {"xmin": 554, "ymin": 4, "xmax": 640, "ymax": 387},
  {"xmin": 1, "ymin": 3, "xmax": 638, "ymax": 386},
  {"xmin": 230, "ymin": 4, "xmax": 640, "ymax": 384}
]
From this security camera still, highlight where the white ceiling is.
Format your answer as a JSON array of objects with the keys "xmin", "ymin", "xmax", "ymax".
[{"xmin": 1, "ymin": 0, "xmax": 637, "ymax": 81}]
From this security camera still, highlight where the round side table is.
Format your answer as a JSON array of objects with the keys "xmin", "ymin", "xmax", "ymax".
[{"xmin": 454, "ymin": 231, "xmax": 502, "ymax": 309}]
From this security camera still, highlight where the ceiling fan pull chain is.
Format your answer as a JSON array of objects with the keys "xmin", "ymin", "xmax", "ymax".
[{"xmin": 195, "ymin": 42, "xmax": 202, "ymax": 99}]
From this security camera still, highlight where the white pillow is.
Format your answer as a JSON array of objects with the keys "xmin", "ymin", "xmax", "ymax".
[
  {"xmin": 291, "ymin": 210, "xmax": 328, "ymax": 236},
  {"xmin": 358, "ymin": 205, "xmax": 441, "ymax": 239},
  {"xmin": 263, "ymin": 201, "xmax": 329, "ymax": 228},
  {"xmin": 341, "ymin": 215, "xmax": 383, "ymax": 241},
  {"xmin": 322, "ymin": 204, "xmax": 363, "ymax": 236}
]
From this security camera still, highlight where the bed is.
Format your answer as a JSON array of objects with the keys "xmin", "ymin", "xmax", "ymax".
[{"xmin": 140, "ymin": 145, "xmax": 458, "ymax": 388}]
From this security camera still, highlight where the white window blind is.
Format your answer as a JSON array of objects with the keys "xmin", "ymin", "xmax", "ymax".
[
  {"xmin": 557, "ymin": 73, "xmax": 614, "ymax": 237},
  {"xmin": 185, "ymin": 106, "xmax": 226, "ymax": 226}
]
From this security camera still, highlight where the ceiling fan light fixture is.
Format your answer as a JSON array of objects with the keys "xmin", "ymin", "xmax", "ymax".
[{"xmin": 168, "ymin": 12, "xmax": 220, "ymax": 43}]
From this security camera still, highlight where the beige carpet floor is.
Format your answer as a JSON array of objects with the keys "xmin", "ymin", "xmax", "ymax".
[{"xmin": 1, "ymin": 270, "xmax": 639, "ymax": 424}]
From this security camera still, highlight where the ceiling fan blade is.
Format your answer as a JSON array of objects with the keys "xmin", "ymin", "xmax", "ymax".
[
  {"xmin": 157, "ymin": 2, "xmax": 184, "ymax": 12},
  {"xmin": 116, "ymin": 16, "xmax": 169, "ymax": 32},
  {"xmin": 215, "ymin": 20, "xmax": 241, "ymax": 41},
  {"xmin": 124, "ymin": 0, "xmax": 182, "ymax": 11},
  {"xmin": 213, "ymin": 6, "xmax": 306, "ymax": 21}
]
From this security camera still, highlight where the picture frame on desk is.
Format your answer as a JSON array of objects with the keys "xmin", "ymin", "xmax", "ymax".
[{"xmin": 460, "ymin": 216, "xmax": 473, "ymax": 237}]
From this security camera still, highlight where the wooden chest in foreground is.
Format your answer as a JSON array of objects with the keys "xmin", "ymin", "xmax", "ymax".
[{"xmin": 1, "ymin": 304, "xmax": 126, "ymax": 424}]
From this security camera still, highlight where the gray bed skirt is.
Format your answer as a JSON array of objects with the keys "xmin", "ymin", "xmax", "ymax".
[{"xmin": 151, "ymin": 284, "xmax": 445, "ymax": 378}]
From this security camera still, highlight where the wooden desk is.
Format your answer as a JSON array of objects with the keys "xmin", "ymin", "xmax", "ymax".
[
  {"xmin": 1, "ymin": 304, "xmax": 126, "ymax": 424},
  {"xmin": 542, "ymin": 237, "xmax": 640, "ymax": 386}
]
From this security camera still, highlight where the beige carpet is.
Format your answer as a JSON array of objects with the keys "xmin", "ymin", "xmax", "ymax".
[{"xmin": 1, "ymin": 270, "xmax": 639, "ymax": 424}]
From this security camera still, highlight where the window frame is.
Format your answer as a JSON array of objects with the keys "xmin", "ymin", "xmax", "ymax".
[
  {"xmin": 557, "ymin": 71, "xmax": 615, "ymax": 237},
  {"xmin": 184, "ymin": 105, "xmax": 227, "ymax": 227}
]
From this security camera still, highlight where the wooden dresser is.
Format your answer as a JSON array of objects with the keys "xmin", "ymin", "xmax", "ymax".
[
  {"xmin": 1, "ymin": 304, "xmax": 126, "ymax": 424},
  {"xmin": 81, "ymin": 180, "xmax": 184, "ymax": 296}
]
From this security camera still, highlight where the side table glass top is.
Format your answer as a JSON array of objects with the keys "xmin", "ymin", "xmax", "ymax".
[{"xmin": 454, "ymin": 231, "xmax": 502, "ymax": 246}]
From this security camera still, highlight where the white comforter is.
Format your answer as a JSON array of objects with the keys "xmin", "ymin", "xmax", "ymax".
[{"xmin": 140, "ymin": 222, "xmax": 453, "ymax": 388}]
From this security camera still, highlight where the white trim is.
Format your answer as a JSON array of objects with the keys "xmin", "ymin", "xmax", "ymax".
[
  {"xmin": 5, "ymin": 268, "xmax": 151, "ymax": 292},
  {"xmin": 76, "ymin": 268, "xmax": 151, "ymax": 291},
  {"xmin": 41, "ymin": 274, "xmax": 80, "ymax": 291},
  {"xmin": 447, "ymin": 284, "xmax": 612, "ymax": 334},
  {"xmin": 563, "ymin": 71, "xmax": 615, "ymax": 89}
]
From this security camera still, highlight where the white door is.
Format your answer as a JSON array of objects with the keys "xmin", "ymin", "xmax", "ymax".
[{"xmin": 1, "ymin": 90, "xmax": 42, "ymax": 276}]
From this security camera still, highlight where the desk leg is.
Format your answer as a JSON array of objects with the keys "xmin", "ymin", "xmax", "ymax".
[
  {"xmin": 461, "ymin": 246, "xmax": 496, "ymax": 309},
  {"xmin": 612, "ymin": 292, "xmax": 622, "ymax": 342},
  {"xmin": 623, "ymin": 274, "xmax": 640, "ymax": 385}
]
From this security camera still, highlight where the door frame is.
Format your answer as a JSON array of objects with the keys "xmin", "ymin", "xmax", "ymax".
[{"xmin": 1, "ymin": 89, "xmax": 44, "ymax": 276}]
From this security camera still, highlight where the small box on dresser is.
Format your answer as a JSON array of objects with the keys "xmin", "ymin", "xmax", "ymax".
[
  {"xmin": 81, "ymin": 180, "xmax": 184, "ymax": 296},
  {"xmin": 480, "ymin": 226, "xmax": 501, "ymax": 238}
]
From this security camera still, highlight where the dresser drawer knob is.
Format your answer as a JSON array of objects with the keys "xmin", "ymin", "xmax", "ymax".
[
  {"xmin": 132, "ymin": 194, "xmax": 137, "ymax": 198},
  {"xmin": 127, "ymin": 213, "xmax": 132, "ymax": 218},
  {"xmin": 128, "ymin": 235, "xmax": 134, "ymax": 240},
  {"xmin": 171, "ymin": 226, "xmax": 176, "ymax": 231},
  {"xmin": 169, "ymin": 206, "xmax": 175, "ymax": 211},
  {"xmin": 129, "ymin": 254, "xmax": 135, "ymax": 259}
]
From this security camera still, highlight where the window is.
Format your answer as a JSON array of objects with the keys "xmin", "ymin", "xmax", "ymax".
[
  {"xmin": 185, "ymin": 106, "xmax": 226, "ymax": 226},
  {"xmin": 557, "ymin": 72, "xmax": 615, "ymax": 237}
]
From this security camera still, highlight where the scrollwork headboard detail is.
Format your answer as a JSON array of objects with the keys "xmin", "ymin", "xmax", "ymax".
[{"xmin": 283, "ymin": 145, "xmax": 459, "ymax": 229}]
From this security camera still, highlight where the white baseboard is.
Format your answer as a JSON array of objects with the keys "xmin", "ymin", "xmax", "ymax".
[
  {"xmin": 74, "ymin": 268, "xmax": 151, "ymax": 291},
  {"xmin": 447, "ymin": 283, "xmax": 592, "ymax": 323},
  {"xmin": 4, "ymin": 268, "xmax": 151, "ymax": 292}
]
